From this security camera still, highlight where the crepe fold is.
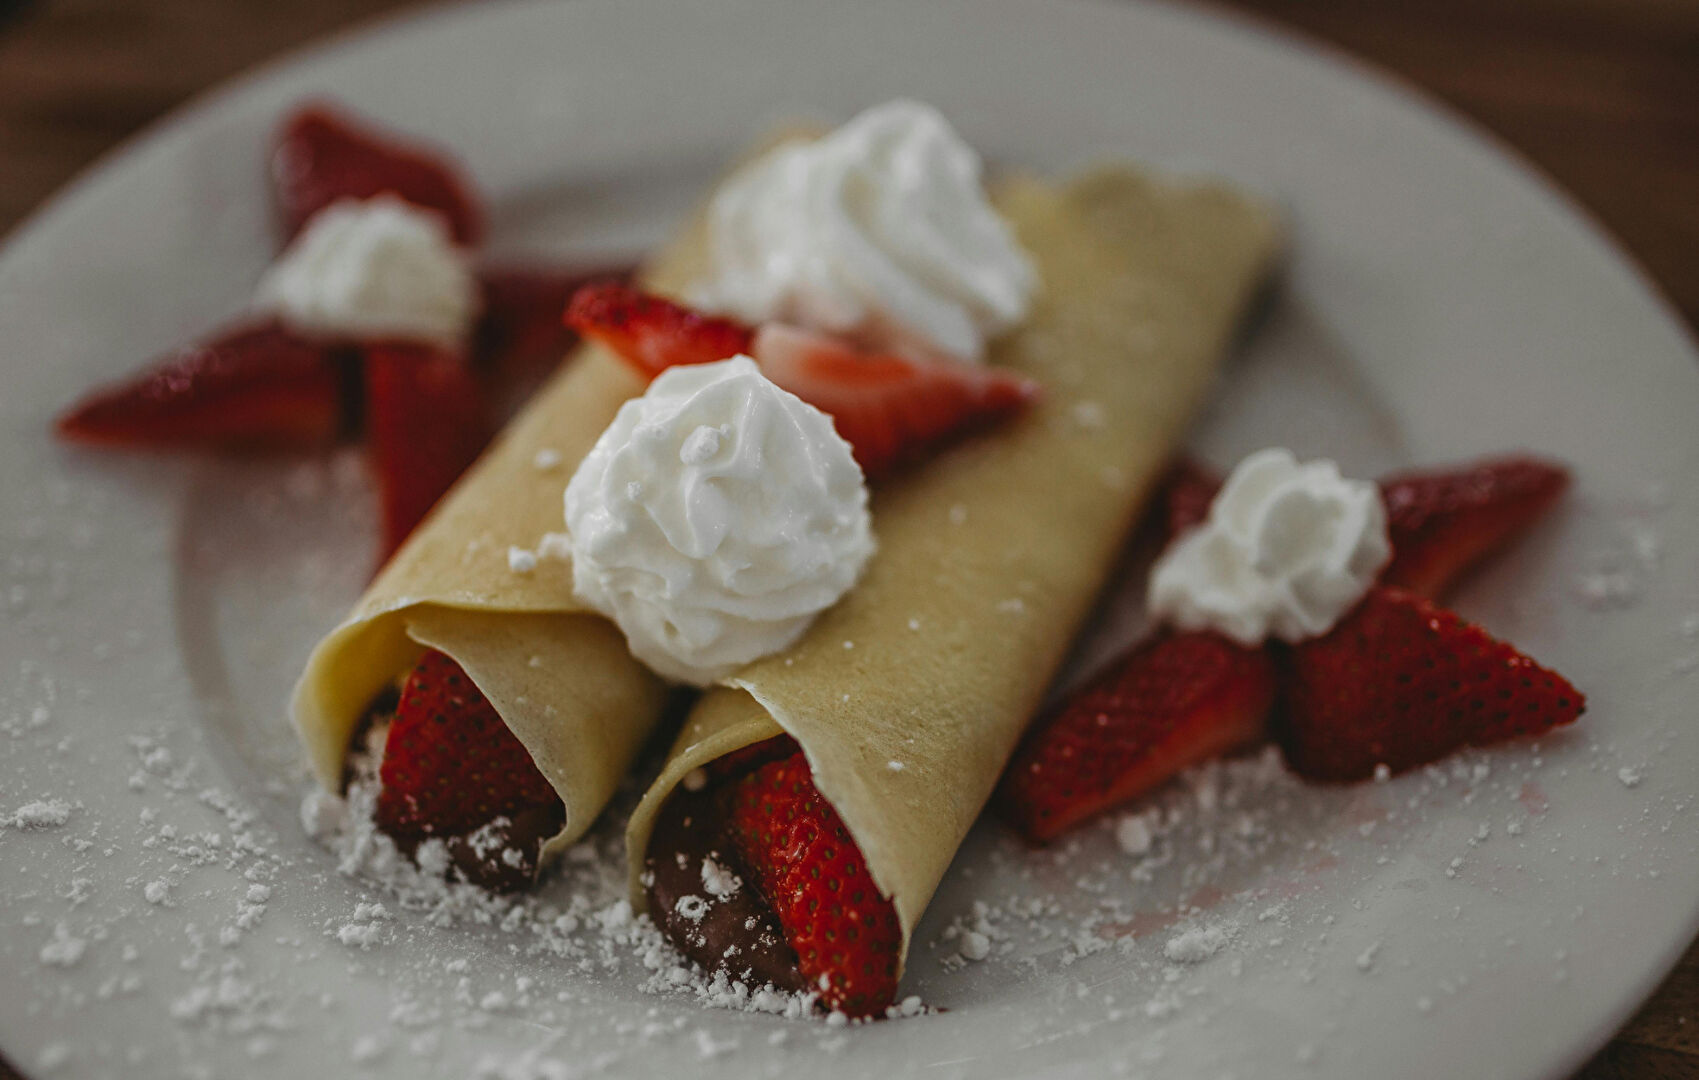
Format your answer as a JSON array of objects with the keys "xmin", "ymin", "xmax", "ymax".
[
  {"xmin": 288, "ymin": 232, "xmax": 716, "ymax": 861},
  {"xmin": 625, "ymin": 167, "xmax": 1281, "ymax": 971}
]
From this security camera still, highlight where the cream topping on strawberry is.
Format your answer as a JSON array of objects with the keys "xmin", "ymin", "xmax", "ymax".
[
  {"xmin": 256, "ymin": 195, "xmax": 479, "ymax": 345},
  {"xmin": 563, "ymin": 356, "xmax": 874, "ymax": 686},
  {"xmin": 1148, "ymin": 448, "xmax": 1391, "ymax": 645},
  {"xmin": 694, "ymin": 100, "xmax": 1035, "ymax": 363}
]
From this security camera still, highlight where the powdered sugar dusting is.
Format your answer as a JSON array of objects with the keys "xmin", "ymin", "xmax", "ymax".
[{"xmin": 1, "ymin": 397, "xmax": 1684, "ymax": 1077}]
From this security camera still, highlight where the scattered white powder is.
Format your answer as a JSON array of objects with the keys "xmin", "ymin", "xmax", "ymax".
[
  {"xmin": 694, "ymin": 1029, "xmax": 738, "ymax": 1059},
  {"xmin": 536, "ymin": 532, "xmax": 574, "ymax": 561},
  {"xmin": 533, "ymin": 448, "xmax": 564, "ymax": 471},
  {"xmin": 959, "ymin": 931, "xmax": 991, "ymax": 962},
  {"xmin": 887, "ymin": 761, "xmax": 906, "ymax": 772},
  {"xmin": 1618, "ymin": 766, "xmax": 1643, "ymax": 788},
  {"xmin": 350, "ymin": 1034, "xmax": 388, "ymax": 1064},
  {"xmin": 143, "ymin": 879, "xmax": 171, "ymax": 905},
  {"xmin": 39, "ymin": 923, "xmax": 86, "ymax": 967},
  {"xmin": 1115, "ymin": 812, "xmax": 1156, "ymax": 856},
  {"xmin": 9, "ymin": 798, "xmax": 72, "ymax": 828},
  {"xmin": 675, "ymin": 896, "xmax": 709, "ymax": 923},
  {"xmin": 700, "ymin": 857, "xmax": 741, "ymax": 899},
  {"xmin": 35, "ymin": 1043, "xmax": 70, "ymax": 1073},
  {"xmin": 337, "ymin": 923, "xmax": 384, "ymax": 949},
  {"xmin": 299, "ymin": 789, "xmax": 346, "ymax": 840},
  {"xmin": 1164, "ymin": 924, "xmax": 1233, "ymax": 964},
  {"xmin": 507, "ymin": 546, "xmax": 539, "ymax": 574}
]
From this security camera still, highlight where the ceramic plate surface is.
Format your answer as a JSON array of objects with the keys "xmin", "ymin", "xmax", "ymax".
[{"xmin": 2, "ymin": 1, "xmax": 1696, "ymax": 1077}]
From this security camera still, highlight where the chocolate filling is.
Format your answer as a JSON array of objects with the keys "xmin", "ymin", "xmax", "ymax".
[
  {"xmin": 644, "ymin": 776, "xmax": 808, "ymax": 993},
  {"xmin": 348, "ymin": 688, "xmax": 564, "ymax": 894}
]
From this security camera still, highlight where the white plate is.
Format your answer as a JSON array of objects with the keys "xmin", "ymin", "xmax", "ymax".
[{"xmin": 2, "ymin": 1, "xmax": 1696, "ymax": 1077}]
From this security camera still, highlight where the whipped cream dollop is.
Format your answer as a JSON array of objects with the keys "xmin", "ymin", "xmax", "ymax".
[
  {"xmin": 694, "ymin": 99, "xmax": 1035, "ymax": 363},
  {"xmin": 256, "ymin": 196, "xmax": 479, "ymax": 345},
  {"xmin": 564, "ymin": 356, "xmax": 875, "ymax": 685},
  {"xmin": 1148, "ymin": 449, "xmax": 1391, "ymax": 645}
]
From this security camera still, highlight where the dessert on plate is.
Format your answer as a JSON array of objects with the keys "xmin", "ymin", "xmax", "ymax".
[{"xmin": 55, "ymin": 96, "xmax": 1585, "ymax": 1020}]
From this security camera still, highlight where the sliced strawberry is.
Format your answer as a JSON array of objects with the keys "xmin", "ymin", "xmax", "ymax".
[
  {"xmin": 1379, "ymin": 456, "xmax": 1570, "ymax": 598},
  {"xmin": 705, "ymin": 734, "xmax": 800, "ymax": 781},
  {"xmin": 998, "ymin": 631, "xmax": 1275, "ymax": 843},
  {"xmin": 564, "ymin": 281, "xmax": 754, "ymax": 378},
  {"xmin": 565, "ymin": 286, "xmax": 1040, "ymax": 478},
  {"xmin": 1159, "ymin": 457, "xmax": 1222, "ymax": 545},
  {"xmin": 363, "ymin": 342, "xmax": 492, "ymax": 557},
  {"xmin": 722, "ymin": 751, "xmax": 902, "ymax": 1017},
  {"xmin": 272, "ymin": 103, "xmax": 483, "ymax": 246},
  {"xmin": 55, "ymin": 320, "xmax": 347, "ymax": 452},
  {"xmin": 376, "ymin": 649, "xmax": 560, "ymax": 842},
  {"xmin": 473, "ymin": 263, "xmax": 635, "ymax": 408},
  {"xmin": 1275, "ymin": 586, "xmax": 1584, "ymax": 782},
  {"xmin": 753, "ymin": 324, "xmax": 1042, "ymax": 479}
]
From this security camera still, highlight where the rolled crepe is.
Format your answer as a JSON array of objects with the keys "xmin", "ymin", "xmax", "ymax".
[
  {"xmin": 288, "ymin": 226, "xmax": 717, "ymax": 861},
  {"xmin": 626, "ymin": 166, "xmax": 1281, "ymax": 975}
]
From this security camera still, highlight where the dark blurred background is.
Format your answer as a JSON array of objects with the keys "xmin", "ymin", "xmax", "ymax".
[
  {"xmin": 0, "ymin": 1, "xmax": 1694, "ymax": 1077},
  {"xmin": 0, "ymin": 0, "xmax": 1694, "ymax": 331}
]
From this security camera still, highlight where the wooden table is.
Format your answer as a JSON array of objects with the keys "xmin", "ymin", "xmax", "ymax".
[{"xmin": 0, "ymin": 1, "xmax": 1693, "ymax": 1076}]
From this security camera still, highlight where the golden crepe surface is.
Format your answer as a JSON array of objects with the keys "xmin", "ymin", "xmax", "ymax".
[
  {"xmin": 288, "ymin": 232, "xmax": 714, "ymax": 862},
  {"xmin": 626, "ymin": 166, "xmax": 1281, "ymax": 976}
]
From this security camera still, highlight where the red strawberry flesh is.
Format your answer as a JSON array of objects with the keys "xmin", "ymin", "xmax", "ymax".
[
  {"xmin": 720, "ymin": 749, "xmax": 903, "ymax": 1017},
  {"xmin": 752, "ymin": 323, "xmax": 1041, "ymax": 479},
  {"xmin": 55, "ymin": 320, "xmax": 347, "ymax": 452},
  {"xmin": 998, "ymin": 631, "xmax": 1275, "ymax": 843},
  {"xmin": 272, "ymin": 103, "xmax": 484, "ymax": 246},
  {"xmin": 363, "ymin": 342, "xmax": 492, "ymax": 558},
  {"xmin": 473, "ymin": 263, "xmax": 636, "ymax": 408},
  {"xmin": 375, "ymin": 649, "xmax": 560, "ymax": 841},
  {"xmin": 1380, "ymin": 456, "xmax": 1571, "ymax": 597},
  {"xmin": 1275, "ymin": 586, "xmax": 1584, "ymax": 782},
  {"xmin": 1159, "ymin": 457, "xmax": 1223, "ymax": 545},
  {"xmin": 564, "ymin": 281, "xmax": 754, "ymax": 378}
]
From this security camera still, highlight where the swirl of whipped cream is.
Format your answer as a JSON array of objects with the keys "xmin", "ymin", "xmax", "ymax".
[
  {"xmin": 694, "ymin": 99, "xmax": 1035, "ymax": 363},
  {"xmin": 255, "ymin": 196, "xmax": 479, "ymax": 345},
  {"xmin": 563, "ymin": 356, "xmax": 875, "ymax": 686},
  {"xmin": 1148, "ymin": 449, "xmax": 1391, "ymax": 645}
]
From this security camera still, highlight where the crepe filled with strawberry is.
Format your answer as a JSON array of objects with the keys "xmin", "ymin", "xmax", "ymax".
[{"xmin": 609, "ymin": 102, "xmax": 1282, "ymax": 1017}]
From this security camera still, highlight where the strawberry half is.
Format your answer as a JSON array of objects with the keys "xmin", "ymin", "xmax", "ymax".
[
  {"xmin": 1380, "ymin": 456, "xmax": 1571, "ymax": 597},
  {"xmin": 564, "ymin": 281, "xmax": 754, "ymax": 378},
  {"xmin": 1158, "ymin": 457, "xmax": 1223, "ymax": 545},
  {"xmin": 376, "ymin": 649, "xmax": 560, "ymax": 840},
  {"xmin": 722, "ymin": 750, "xmax": 902, "ymax": 1018},
  {"xmin": 363, "ymin": 342, "xmax": 492, "ymax": 557},
  {"xmin": 473, "ymin": 264, "xmax": 635, "ymax": 411},
  {"xmin": 1275, "ymin": 586, "xmax": 1584, "ymax": 782},
  {"xmin": 998, "ymin": 631, "xmax": 1275, "ymax": 843},
  {"xmin": 752, "ymin": 324, "xmax": 1042, "ymax": 479},
  {"xmin": 1157, "ymin": 455, "xmax": 1570, "ymax": 599},
  {"xmin": 272, "ymin": 103, "xmax": 484, "ymax": 246},
  {"xmin": 55, "ymin": 320, "xmax": 347, "ymax": 452}
]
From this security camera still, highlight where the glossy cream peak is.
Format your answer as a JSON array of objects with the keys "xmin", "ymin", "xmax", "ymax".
[
  {"xmin": 694, "ymin": 100, "xmax": 1035, "ymax": 363},
  {"xmin": 1148, "ymin": 449, "xmax": 1390, "ymax": 645},
  {"xmin": 256, "ymin": 196, "xmax": 479, "ymax": 345},
  {"xmin": 563, "ymin": 356, "xmax": 875, "ymax": 686}
]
